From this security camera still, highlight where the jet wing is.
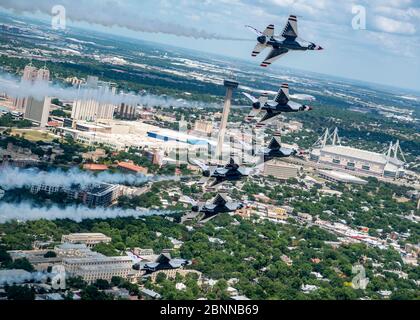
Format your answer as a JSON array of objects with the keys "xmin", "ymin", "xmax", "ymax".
[
  {"xmin": 244, "ymin": 92, "xmax": 268, "ymax": 121},
  {"xmin": 281, "ymin": 15, "xmax": 299, "ymax": 40},
  {"xmin": 237, "ymin": 167, "xmax": 252, "ymax": 176},
  {"xmin": 191, "ymin": 159, "xmax": 209, "ymax": 171},
  {"xmin": 246, "ymin": 107, "xmax": 261, "ymax": 122},
  {"xmin": 279, "ymin": 147, "xmax": 297, "ymax": 156},
  {"xmin": 209, "ymin": 177, "xmax": 226, "ymax": 187},
  {"xmin": 214, "ymin": 168, "xmax": 229, "ymax": 176},
  {"xmin": 259, "ymin": 109, "xmax": 281, "ymax": 124},
  {"xmin": 260, "ymin": 47, "xmax": 289, "ymax": 67},
  {"xmin": 242, "ymin": 92, "xmax": 258, "ymax": 103},
  {"xmin": 274, "ymin": 83, "xmax": 290, "ymax": 105},
  {"xmin": 252, "ymin": 43, "xmax": 266, "ymax": 57}
]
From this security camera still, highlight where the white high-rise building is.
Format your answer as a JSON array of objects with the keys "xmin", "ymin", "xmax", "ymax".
[
  {"xmin": 71, "ymin": 99, "xmax": 115, "ymax": 121},
  {"xmin": 24, "ymin": 96, "xmax": 51, "ymax": 128},
  {"xmin": 13, "ymin": 63, "xmax": 51, "ymax": 127},
  {"xmin": 71, "ymin": 76, "xmax": 117, "ymax": 121}
]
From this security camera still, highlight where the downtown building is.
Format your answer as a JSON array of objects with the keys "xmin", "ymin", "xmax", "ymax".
[
  {"xmin": 71, "ymin": 76, "xmax": 117, "ymax": 121},
  {"xmin": 13, "ymin": 63, "xmax": 51, "ymax": 127},
  {"xmin": 30, "ymin": 183, "xmax": 120, "ymax": 207},
  {"xmin": 61, "ymin": 233, "xmax": 112, "ymax": 248},
  {"xmin": 62, "ymin": 255, "xmax": 133, "ymax": 284}
]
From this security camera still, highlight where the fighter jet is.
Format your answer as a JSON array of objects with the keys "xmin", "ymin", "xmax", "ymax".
[
  {"xmin": 255, "ymin": 135, "xmax": 299, "ymax": 162},
  {"xmin": 192, "ymin": 157, "xmax": 253, "ymax": 186},
  {"xmin": 246, "ymin": 15, "xmax": 323, "ymax": 67},
  {"xmin": 243, "ymin": 83, "xmax": 313, "ymax": 127},
  {"xmin": 190, "ymin": 193, "xmax": 243, "ymax": 222}
]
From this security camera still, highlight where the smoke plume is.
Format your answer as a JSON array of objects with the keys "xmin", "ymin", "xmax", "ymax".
[
  {"xmin": 0, "ymin": 166, "xmax": 180, "ymax": 190},
  {"xmin": 0, "ymin": 73, "xmax": 211, "ymax": 108},
  {"xmin": 0, "ymin": 270, "xmax": 54, "ymax": 286},
  {"xmin": 0, "ymin": 202, "xmax": 174, "ymax": 223},
  {"xmin": 0, "ymin": 0, "xmax": 247, "ymax": 40}
]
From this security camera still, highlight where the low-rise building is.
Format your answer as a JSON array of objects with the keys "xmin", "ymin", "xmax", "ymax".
[
  {"xmin": 62, "ymin": 256, "xmax": 133, "ymax": 284},
  {"xmin": 117, "ymin": 161, "xmax": 148, "ymax": 174},
  {"xmin": 263, "ymin": 160, "xmax": 300, "ymax": 180},
  {"xmin": 30, "ymin": 183, "xmax": 120, "ymax": 207},
  {"xmin": 318, "ymin": 169, "xmax": 368, "ymax": 185},
  {"xmin": 61, "ymin": 233, "xmax": 112, "ymax": 247},
  {"xmin": 267, "ymin": 206, "xmax": 288, "ymax": 221}
]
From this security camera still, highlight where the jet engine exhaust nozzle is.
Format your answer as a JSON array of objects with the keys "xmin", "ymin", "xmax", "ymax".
[{"xmin": 257, "ymin": 36, "xmax": 267, "ymax": 44}]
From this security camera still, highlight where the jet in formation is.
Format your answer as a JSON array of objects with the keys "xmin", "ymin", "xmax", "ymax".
[
  {"xmin": 247, "ymin": 15, "xmax": 323, "ymax": 67},
  {"xmin": 192, "ymin": 157, "xmax": 253, "ymax": 187},
  {"xmin": 185, "ymin": 193, "xmax": 243, "ymax": 223},
  {"xmin": 243, "ymin": 83, "xmax": 313, "ymax": 127},
  {"xmin": 254, "ymin": 135, "xmax": 299, "ymax": 162}
]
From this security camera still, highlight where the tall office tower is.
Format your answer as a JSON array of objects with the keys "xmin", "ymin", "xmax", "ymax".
[
  {"xmin": 71, "ymin": 76, "xmax": 117, "ymax": 121},
  {"xmin": 215, "ymin": 79, "xmax": 239, "ymax": 160},
  {"xmin": 24, "ymin": 97, "xmax": 51, "ymax": 128},
  {"xmin": 14, "ymin": 63, "xmax": 51, "ymax": 127},
  {"xmin": 86, "ymin": 75, "xmax": 99, "ymax": 88},
  {"xmin": 71, "ymin": 100, "xmax": 115, "ymax": 121},
  {"xmin": 14, "ymin": 64, "xmax": 39, "ymax": 111},
  {"xmin": 21, "ymin": 63, "xmax": 38, "ymax": 81},
  {"xmin": 36, "ymin": 65, "xmax": 50, "ymax": 82}
]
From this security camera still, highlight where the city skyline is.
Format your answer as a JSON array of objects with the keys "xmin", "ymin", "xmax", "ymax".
[{"xmin": 0, "ymin": 0, "xmax": 419, "ymax": 91}]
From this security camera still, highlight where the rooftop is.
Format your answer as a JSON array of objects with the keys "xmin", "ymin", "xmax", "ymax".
[
  {"xmin": 117, "ymin": 161, "xmax": 148, "ymax": 173},
  {"xmin": 318, "ymin": 170, "xmax": 368, "ymax": 184},
  {"xmin": 320, "ymin": 145, "xmax": 404, "ymax": 165}
]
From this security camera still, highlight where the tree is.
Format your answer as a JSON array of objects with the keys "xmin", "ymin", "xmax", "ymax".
[
  {"xmin": 81, "ymin": 285, "xmax": 112, "ymax": 300},
  {"xmin": 0, "ymin": 247, "xmax": 12, "ymax": 264},
  {"xmin": 8, "ymin": 258, "xmax": 35, "ymax": 272},
  {"xmin": 67, "ymin": 276, "xmax": 87, "ymax": 290},
  {"xmin": 43, "ymin": 251, "xmax": 57, "ymax": 258},
  {"xmin": 6, "ymin": 285, "xmax": 35, "ymax": 300},
  {"xmin": 111, "ymin": 276, "xmax": 123, "ymax": 287},
  {"xmin": 94, "ymin": 279, "xmax": 111, "ymax": 290},
  {"xmin": 155, "ymin": 272, "xmax": 167, "ymax": 284}
]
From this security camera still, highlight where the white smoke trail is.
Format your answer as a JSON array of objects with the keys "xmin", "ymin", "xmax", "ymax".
[
  {"xmin": 0, "ymin": 0, "xmax": 249, "ymax": 41},
  {"xmin": 0, "ymin": 270, "xmax": 53, "ymax": 285},
  {"xmin": 0, "ymin": 166, "xmax": 180, "ymax": 190},
  {"xmin": 0, "ymin": 73, "xmax": 214, "ymax": 109},
  {"xmin": 0, "ymin": 202, "xmax": 175, "ymax": 223}
]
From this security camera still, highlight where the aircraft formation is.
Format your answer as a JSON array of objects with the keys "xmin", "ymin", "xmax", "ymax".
[{"xmin": 183, "ymin": 14, "xmax": 323, "ymax": 223}]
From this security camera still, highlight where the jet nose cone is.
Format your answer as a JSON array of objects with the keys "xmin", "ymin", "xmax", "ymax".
[{"xmin": 318, "ymin": 46, "xmax": 324, "ymax": 50}]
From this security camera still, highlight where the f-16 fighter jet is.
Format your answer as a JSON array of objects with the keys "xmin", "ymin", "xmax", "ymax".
[
  {"xmin": 255, "ymin": 135, "xmax": 299, "ymax": 162},
  {"xmin": 246, "ymin": 15, "xmax": 323, "ymax": 67},
  {"xmin": 243, "ymin": 83, "xmax": 313, "ymax": 127},
  {"xmin": 193, "ymin": 157, "xmax": 253, "ymax": 187},
  {"xmin": 191, "ymin": 193, "xmax": 243, "ymax": 221}
]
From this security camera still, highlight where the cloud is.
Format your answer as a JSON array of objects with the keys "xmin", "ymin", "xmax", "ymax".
[{"xmin": 373, "ymin": 16, "xmax": 416, "ymax": 34}]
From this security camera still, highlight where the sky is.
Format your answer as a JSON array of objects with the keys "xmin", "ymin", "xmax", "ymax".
[{"xmin": 1, "ymin": 0, "xmax": 419, "ymax": 91}]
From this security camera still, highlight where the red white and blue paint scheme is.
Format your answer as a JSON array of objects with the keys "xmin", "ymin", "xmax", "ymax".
[
  {"xmin": 246, "ymin": 15, "xmax": 323, "ymax": 67},
  {"xmin": 243, "ymin": 83, "xmax": 313, "ymax": 127}
]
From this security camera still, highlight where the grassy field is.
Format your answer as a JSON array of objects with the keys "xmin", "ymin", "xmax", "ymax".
[{"xmin": 11, "ymin": 129, "xmax": 55, "ymax": 142}]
